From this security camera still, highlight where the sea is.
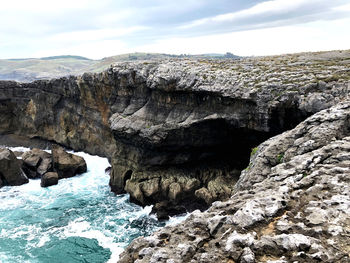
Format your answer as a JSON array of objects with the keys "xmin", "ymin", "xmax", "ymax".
[{"xmin": 0, "ymin": 148, "xmax": 187, "ymax": 263}]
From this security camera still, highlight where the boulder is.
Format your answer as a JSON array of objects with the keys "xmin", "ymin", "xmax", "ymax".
[
  {"xmin": 41, "ymin": 172, "xmax": 58, "ymax": 187},
  {"xmin": 0, "ymin": 148, "xmax": 28, "ymax": 186},
  {"xmin": 21, "ymin": 148, "xmax": 52, "ymax": 178},
  {"xmin": 20, "ymin": 159, "xmax": 37, "ymax": 179},
  {"xmin": 52, "ymin": 145, "xmax": 87, "ymax": 178},
  {"xmin": 151, "ymin": 201, "xmax": 187, "ymax": 221}
]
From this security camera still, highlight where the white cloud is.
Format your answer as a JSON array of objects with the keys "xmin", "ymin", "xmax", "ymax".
[
  {"xmin": 180, "ymin": 0, "xmax": 348, "ymax": 30},
  {"xmin": 0, "ymin": 0, "xmax": 111, "ymax": 12},
  {"xmin": 48, "ymin": 27, "xmax": 149, "ymax": 43}
]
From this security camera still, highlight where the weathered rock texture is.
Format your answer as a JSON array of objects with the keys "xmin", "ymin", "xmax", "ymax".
[
  {"xmin": 0, "ymin": 74, "xmax": 117, "ymax": 157},
  {"xmin": 118, "ymin": 101, "xmax": 350, "ymax": 263},
  {"xmin": 22, "ymin": 148, "xmax": 52, "ymax": 178},
  {"xmin": 41, "ymin": 172, "xmax": 58, "ymax": 187},
  {"xmin": 52, "ymin": 145, "xmax": 87, "ymax": 178},
  {"xmin": 108, "ymin": 51, "xmax": 350, "ymax": 210},
  {"xmin": 0, "ymin": 50, "xmax": 350, "ymax": 209},
  {"xmin": 0, "ymin": 148, "xmax": 28, "ymax": 186}
]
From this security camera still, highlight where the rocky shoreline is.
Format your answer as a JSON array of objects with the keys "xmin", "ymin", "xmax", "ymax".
[
  {"xmin": 119, "ymin": 101, "xmax": 350, "ymax": 263},
  {"xmin": 1, "ymin": 50, "xmax": 350, "ymax": 217},
  {"xmin": 0, "ymin": 145, "xmax": 87, "ymax": 189},
  {"xmin": 0, "ymin": 50, "xmax": 350, "ymax": 261}
]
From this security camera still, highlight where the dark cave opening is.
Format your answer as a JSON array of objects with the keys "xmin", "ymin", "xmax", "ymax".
[
  {"xmin": 142, "ymin": 119, "xmax": 272, "ymax": 175},
  {"xmin": 268, "ymin": 105, "xmax": 311, "ymax": 134},
  {"xmin": 124, "ymin": 170, "xmax": 133, "ymax": 185},
  {"xmin": 141, "ymin": 105, "xmax": 311, "ymax": 180},
  {"xmin": 0, "ymin": 171, "xmax": 7, "ymax": 186}
]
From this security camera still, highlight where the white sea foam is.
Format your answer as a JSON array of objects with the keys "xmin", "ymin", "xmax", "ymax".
[
  {"xmin": 0, "ymin": 149, "xmax": 188, "ymax": 263},
  {"xmin": 166, "ymin": 213, "xmax": 190, "ymax": 226}
]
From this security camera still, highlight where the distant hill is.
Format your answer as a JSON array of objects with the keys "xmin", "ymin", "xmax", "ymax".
[
  {"xmin": 40, "ymin": 55, "xmax": 92, "ymax": 61},
  {"xmin": 0, "ymin": 52, "xmax": 240, "ymax": 82}
]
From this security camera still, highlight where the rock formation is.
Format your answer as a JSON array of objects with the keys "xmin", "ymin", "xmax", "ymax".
[
  {"xmin": 22, "ymin": 148, "xmax": 52, "ymax": 178},
  {"xmin": 41, "ymin": 172, "xmax": 59, "ymax": 187},
  {"xmin": 52, "ymin": 145, "xmax": 87, "ymax": 178},
  {"xmin": 0, "ymin": 50, "xmax": 350, "ymax": 261},
  {"xmin": 0, "ymin": 50, "xmax": 349, "ymax": 212},
  {"xmin": 0, "ymin": 148, "xmax": 28, "ymax": 186},
  {"xmin": 108, "ymin": 52, "xmax": 350, "ymax": 213},
  {"xmin": 118, "ymin": 101, "xmax": 350, "ymax": 263},
  {"xmin": 0, "ymin": 146, "xmax": 87, "ymax": 189}
]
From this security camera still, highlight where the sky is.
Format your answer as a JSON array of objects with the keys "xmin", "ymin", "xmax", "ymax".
[{"xmin": 0, "ymin": 0, "xmax": 350, "ymax": 59}]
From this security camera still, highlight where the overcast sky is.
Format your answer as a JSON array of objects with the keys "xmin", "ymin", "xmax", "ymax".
[{"xmin": 1, "ymin": 0, "xmax": 350, "ymax": 59}]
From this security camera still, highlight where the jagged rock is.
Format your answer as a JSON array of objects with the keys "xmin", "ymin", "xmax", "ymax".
[
  {"xmin": 0, "ymin": 148, "xmax": 28, "ymax": 186},
  {"xmin": 21, "ymin": 148, "xmax": 52, "ymax": 178},
  {"xmin": 151, "ymin": 201, "xmax": 187, "ymax": 220},
  {"xmin": 52, "ymin": 145, "xmax": 87, "ymax": 179},
  {"xmin": 41, "ymin": 172, "xmax": 58, "ymax": 187},
  {"xmin": 118, "ymin": 102, "xmax": 350, "ymax": 263}
]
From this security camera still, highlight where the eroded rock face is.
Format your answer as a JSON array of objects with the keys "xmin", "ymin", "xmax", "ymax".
[
  {"xmin": 0, "ymin": 51, "xmax": 350, "ymax": 209},
  {"xmin": 108, "ymin": 55, "xmax": 350, "ymax": 211},
  {"xmin": 0, "ymin": 148, "xmax": 28, "ymax": 186},
  {"xmin": 0, "ymin": 74, "xmax": 118, "ymax": 158},
  {"xmin": 118, "ymin": 102, "xmax": 350, "ymax": 263}
]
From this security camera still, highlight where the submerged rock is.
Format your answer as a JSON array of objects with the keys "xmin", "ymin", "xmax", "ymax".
[
  {"xmin": 118, "ymin": 101, "xmax": 350, "ymax": 263},
  {"xmin": 52, "ymin": 145, "xmax": 87, "ymax": 179},
  {"xmin": 40, "ymin": 172, "xmax": 58, "ymax": 187},
  {"xmin": 0, "ymin": 148, "xmax": 28, "ymax": 186}
]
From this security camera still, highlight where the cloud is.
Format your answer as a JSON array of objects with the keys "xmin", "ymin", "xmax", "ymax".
[
  {"xmin": 0, "ymin": 0, "xmax": 349, "ymax": 59},
  {"xmin": 178, "ymin": 0, "xmax": 350, "ymax": 34},
  {"xmin": 48, "ymin": 27, "xmax": 149, "ymax": 43},
  {"xmin": 138, "ymin": 18, "xmax": 350, "ymax": 56}
]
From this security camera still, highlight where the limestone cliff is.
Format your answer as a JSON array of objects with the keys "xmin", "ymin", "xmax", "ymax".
[
  {"xmin": 108, "ymin": 51, "xmax": 350, "ymax": 212},
  {"xmin": 118, "ymin": 101, "xmax": 350, "ymax": 263},
  {"xmin": 0, "ymin": 74, "xmax": 117, "ymax": 157},
  {"xmin": 0, "ymin": 50, "xmax": 349, "ymax": 212}
]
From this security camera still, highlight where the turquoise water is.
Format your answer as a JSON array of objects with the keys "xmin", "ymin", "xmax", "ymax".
[{"xmin": 0, "ymin": 149, "xmax": 183, "ymax": 263}]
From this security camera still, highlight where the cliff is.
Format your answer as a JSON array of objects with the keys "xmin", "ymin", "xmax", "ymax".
[
  {"xmin": 0, "ymin": 50, "xmax": 349, "ymax": 214},
  {"xmin": 118, "ymin": 101, "xmax": 350, "ymax": 263}
]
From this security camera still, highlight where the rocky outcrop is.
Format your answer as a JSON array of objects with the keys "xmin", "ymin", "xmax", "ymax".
[
  {"xmin": 22, "ymin": 148, "xmax": 52, "ymax": 178},
  {"xmin": 41, "ymin": 172, "xmax": 58, "ymax": 187},
  {"xmin": 0, "ymin": 148, "xmax": 28, "ymax": 186},
  {"xmin": 0, "ymin": 74, "xmax": 118, "ymax": 157},
  {"xmin": 0, "ymin": 145, "xmax": 87, "ymax": 188},
  {"xmin": 0, "ymin": 50, "xmax": 349, "ymax": 210},
  {"xmin": 52, "ymin": 145, "xmax": 87, "ymax": 179},
  {"xmin": 108, "ymin": 53, "xmax": 350, "ymax": 212},
  {"xmin": 118, "ymin": 101, "xmax": 350, "ymax": 263}
]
